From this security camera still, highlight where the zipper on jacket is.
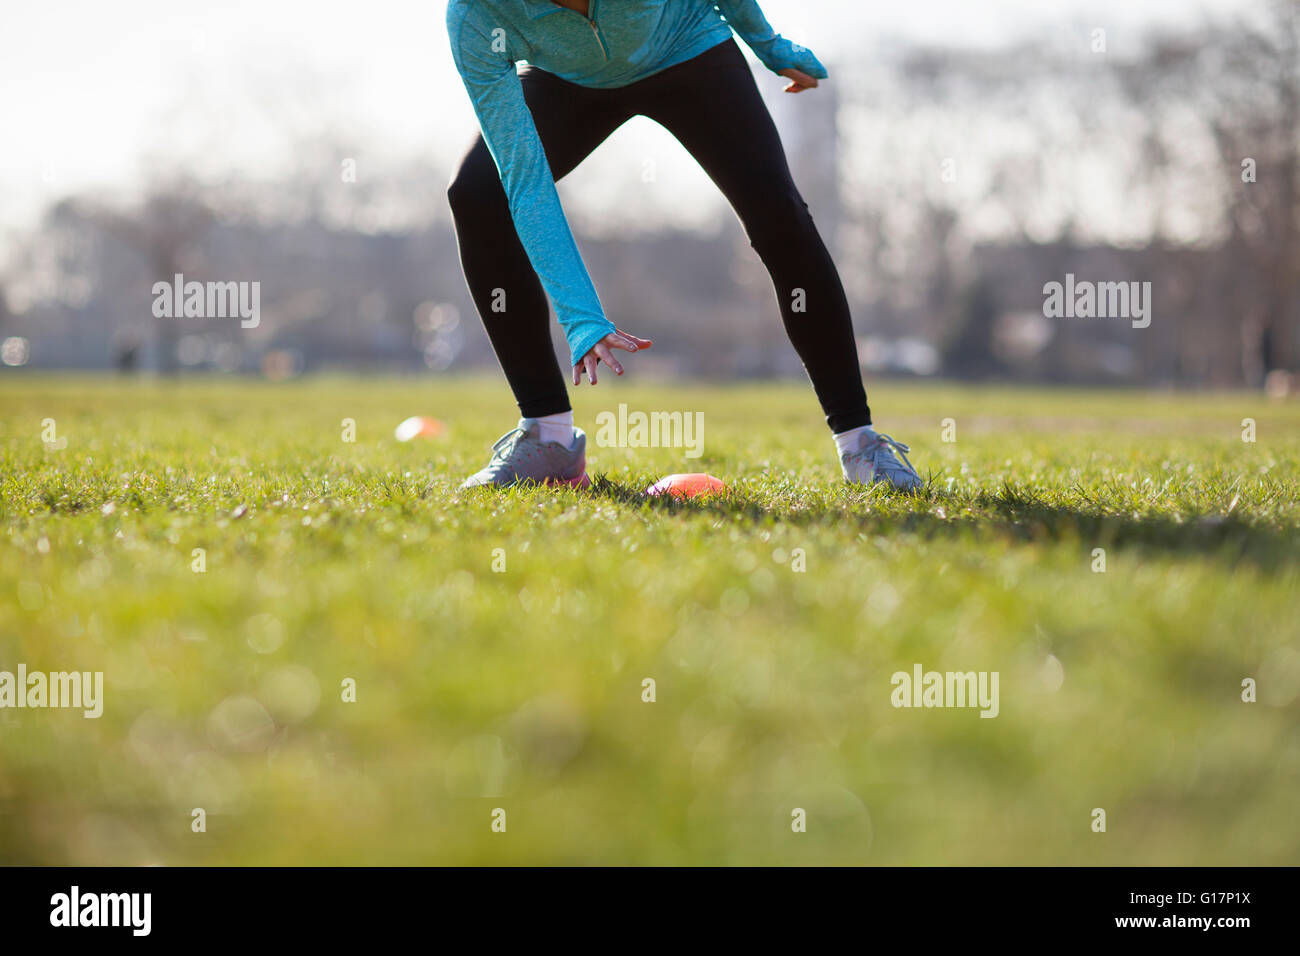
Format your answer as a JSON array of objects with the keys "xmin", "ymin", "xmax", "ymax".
[
  {"xmin": 589, "ymin": 0, "xmax": 609, "ymax": 61},
  {"xmin": 588, "ymin": 19, "xmax": 609, "ymax": 62}
]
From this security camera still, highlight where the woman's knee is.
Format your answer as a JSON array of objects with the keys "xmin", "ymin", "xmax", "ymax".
[
  {"xmin": 744, "ymin": 189, "xmax": 816, "ymax": 251},
  {"xmin": 447, "ymin": 148, "xmax": 506, "ymax": 219}
]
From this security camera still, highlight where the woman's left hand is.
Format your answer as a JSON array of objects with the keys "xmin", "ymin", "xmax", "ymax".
[
  {"xmin": 779, "ymin": 68, "xmax": 820, "ymax": 93},
  {"xmin": 770, "ymin": 39, "xmax": 827, "ymax": 92},
  {"xmin": 572, "ymin": 328, "xmax": 653, "ymax": 386}
]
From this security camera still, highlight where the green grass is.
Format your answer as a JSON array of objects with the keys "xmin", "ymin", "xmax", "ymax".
[{"xmin": 1, "ymin": 375, "xmax": 1298, "ymax": 865}]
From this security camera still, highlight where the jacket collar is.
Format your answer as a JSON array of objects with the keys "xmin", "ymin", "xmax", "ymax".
[{"xmin": 520, "ymin": 0, "xmax": 567, "ymax": 19}]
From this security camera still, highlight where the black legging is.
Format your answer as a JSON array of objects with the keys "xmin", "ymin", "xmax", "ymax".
[{"xmin": 447, "ymin": 38, "xmax": 871, "ymax": 433}]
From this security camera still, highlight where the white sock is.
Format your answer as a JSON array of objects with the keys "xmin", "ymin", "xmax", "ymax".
[
  {"xmin": 833, "ymin": 424, "xmax": 874, "ymax": 458},
  {"xmin": 535, "ymin": 411, "xmax": 577, "ymax": 448}
]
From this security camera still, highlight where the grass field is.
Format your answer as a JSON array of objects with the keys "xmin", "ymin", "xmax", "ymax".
[{"xmin": 1, "ymin": 375, "xmax": 1297, "ymax": 865}]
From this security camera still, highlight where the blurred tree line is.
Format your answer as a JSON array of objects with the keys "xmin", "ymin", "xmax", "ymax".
[{"xmin": 840, "ymin": 0, "xmax": 1298, "ymax": 388}]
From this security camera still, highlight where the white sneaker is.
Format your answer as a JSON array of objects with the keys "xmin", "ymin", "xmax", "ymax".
[
  {"xmin": 840, "ymin": 427, "xmax": 923, "ymax": 493},
  {"xmin": 459, "ymin": 419, "xmax": 591, "ymax": 490}
]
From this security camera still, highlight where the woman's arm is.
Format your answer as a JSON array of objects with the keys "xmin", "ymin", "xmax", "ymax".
[
  {"xmin": 712, "ymin": 1, "xmax": 828, "ymax": 80},
  {"xmin": 446, "ymin": 4, "xmax": 616, "ymax": 369}
]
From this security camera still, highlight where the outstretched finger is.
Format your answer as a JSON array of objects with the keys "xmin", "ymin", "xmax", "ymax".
[
  {"xmin": 584, "ymin": 353, "xmax": 599, "ymax": 385},
  {"xmin": 608, "ymin": 332, "xmax": 647, "ymax": 353},
  {"xmin": 614, "ymin": 331, "xmax": 653, "ymax": 351},
  {"xmin": 595, "ymin": 342, "xmax": 624, "ymax": 376}
]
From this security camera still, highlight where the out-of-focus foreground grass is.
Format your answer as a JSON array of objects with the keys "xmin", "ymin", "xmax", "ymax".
[{"xmin": 0, "ymin": 375, "xmax": 1297, "ymax": 865}]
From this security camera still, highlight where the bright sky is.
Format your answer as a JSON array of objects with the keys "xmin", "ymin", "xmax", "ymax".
[{"xmin": 0, "ymin": 0, "xmax": 1258, "ymax": 241}]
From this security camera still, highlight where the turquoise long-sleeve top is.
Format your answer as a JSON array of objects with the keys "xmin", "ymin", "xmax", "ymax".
[{"xmin": 446, "ymin": 0, "xmax": 826, "ymax": 366}]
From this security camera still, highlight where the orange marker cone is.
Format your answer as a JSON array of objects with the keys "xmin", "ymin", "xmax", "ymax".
[
  {"xmin": 394, "ymin": 416, "xmax": 445, "ymax": 441},
  {"xmin": 645, "ymin": 473, "xmax": 725, "ymax": 499}
]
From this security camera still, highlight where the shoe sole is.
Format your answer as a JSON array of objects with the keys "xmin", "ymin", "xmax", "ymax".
[
  {"xmin": 841, "ymin": 470, "xmax": 923, "ymax": 494},
  {"xmin": 871, "ymin": 476, "xmax": 923, "ymax": 494},
  {"xmin": 544, "ymin": 472, "xmax": 591, "ymax": 489},
  {"xmin": 461, "ymin": 472, "xmax": 591, "ymax": 491}
]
